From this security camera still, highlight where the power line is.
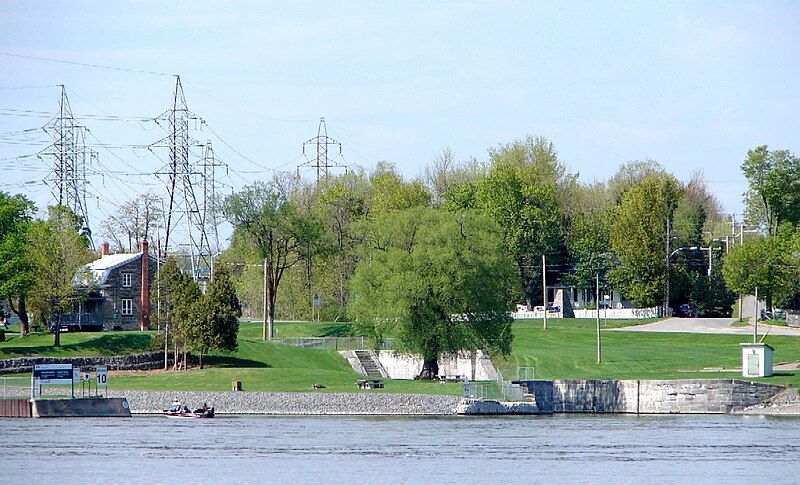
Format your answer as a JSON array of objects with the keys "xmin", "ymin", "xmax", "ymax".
[
  {"xmin": 0, "ymin": 108, "xmax": 157, "ymax": 122},
  {"xmin": 0, "ymin": 51, "xmax": 173, "ymax": 77},
  {"xmin": 0, "ymin": 84, "xmax": 61, "ymax": 90},
  {"xmin": 181, "ymin": 79, "xmax": 315, "ymax": 123}
]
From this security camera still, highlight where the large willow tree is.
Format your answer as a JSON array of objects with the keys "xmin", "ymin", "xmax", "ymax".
[{"xmin": 348, "ymin": 208, "xmax": 515, "ymax": 379}]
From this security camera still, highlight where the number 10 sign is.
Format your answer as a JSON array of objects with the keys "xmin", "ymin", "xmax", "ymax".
[{"xmin": 95, "ymin": 366, "xmax": 108, "ymax": 387}]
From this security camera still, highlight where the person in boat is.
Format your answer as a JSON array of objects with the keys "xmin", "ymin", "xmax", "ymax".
[
  {"xmin": 182, "ymin": 404, "xmax": 190, "ymax": 414},
  {"xmin": 168, "ymin": 399, "xmax": 181, "ymax": 413},
  {"xmin": 193, "ymin": 403, "xmax": 210, "ymax": 414}
]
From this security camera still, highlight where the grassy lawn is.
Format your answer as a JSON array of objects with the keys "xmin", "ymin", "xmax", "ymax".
[
  {"xmin": 110, "ymin": 330, "xmax": 461, "ymax": 395},
  {"xmin": 497, "ymin": 319, "xmax": 800, "ymax": 387},
  {"xmin": 0, "ymin": 320, "xmax": 460, "ymax": 395},
  {"xmin": 0, "ymin": 330, "xmax": 154, "ymax": 358},
  {"xmin": 4, "ymin": 317, "xmax": 799, "ymax": 393}
]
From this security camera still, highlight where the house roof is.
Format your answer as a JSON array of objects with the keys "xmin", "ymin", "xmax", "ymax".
[{"xmin": 74, "ymin": 252, "xmax": 145, "ymax": 286}]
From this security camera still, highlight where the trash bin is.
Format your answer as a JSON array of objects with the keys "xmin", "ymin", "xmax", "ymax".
[{"xmin": 231, "ymin": 380, "xmax": 242, "ymax": 392}]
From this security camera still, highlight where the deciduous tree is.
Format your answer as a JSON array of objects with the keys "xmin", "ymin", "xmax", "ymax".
[
  {"xmin": 222, "ymin": 178, "xmax": 322, "ymax": 339},
  {"xmin": 609, "ymin": 174, "xmax": 682, "ymax": 308},
  {"xmin": 349, "ymin": 208, "xmax": 515, "ymax": 379},
  {"xmin": 742, "ymin": 146, "xmax": 800, "ymax": 236},
  {"xmin": 0, "ymin": 191, "xmax": 35, "ymax": 336},
  {"xmin": 27, "ymin": 206, "xmax": 94, "ymax": 346}
]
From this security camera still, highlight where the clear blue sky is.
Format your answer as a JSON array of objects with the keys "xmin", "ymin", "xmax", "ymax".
[{"xmin": 1, "ymin": 1, "xmax": 799, "ymax": 227}]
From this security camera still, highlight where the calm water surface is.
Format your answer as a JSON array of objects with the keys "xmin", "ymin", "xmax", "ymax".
[{"xmin": 2, "ymin": 414, "xmax": 798, "ymax": 484}]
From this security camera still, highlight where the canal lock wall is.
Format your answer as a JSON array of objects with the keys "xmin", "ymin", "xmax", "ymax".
[{"xmin": 516, "ymin": 379, "xmax": 785, "ymax": 414}]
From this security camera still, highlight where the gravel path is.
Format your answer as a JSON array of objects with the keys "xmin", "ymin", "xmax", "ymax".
[{"xmin": 106, "ymin": 390, "xmax": 462, "ymax": 415}]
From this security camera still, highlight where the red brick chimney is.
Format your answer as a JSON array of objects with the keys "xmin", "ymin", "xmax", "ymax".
[
  {"xmin": 100, "ymin": 241, "xmax": 110, "ymax": 256},
  {"xmin": 140, "ymin": 239, "xmax": 150, "ymax": 331}
]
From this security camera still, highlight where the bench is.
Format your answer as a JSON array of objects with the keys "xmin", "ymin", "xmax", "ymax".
[
  {"xmin": 437, "ymin": 374, "xmax": 464, "ymax": 383},
  {"xmin": 356, "ymin": 379, "xmax": 384, "ymax": 389}
]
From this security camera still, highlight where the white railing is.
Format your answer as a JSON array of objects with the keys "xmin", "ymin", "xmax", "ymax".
[
  {"xmin": 572, "ymin": 307, "xmax": 661, "ymax": 319},
  {"xmin": 1, "ymin": 376, "xmax": 30, "ymax": 399},
  {"xmin": 512, "ymin": 307, "xmax": 661, "ymax": 320},
  {"xmin": 515, "ymin": 367, "xmax": 535, "ymax": 381}
]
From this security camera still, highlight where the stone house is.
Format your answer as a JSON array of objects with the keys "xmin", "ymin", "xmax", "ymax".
[{"xmin": 65, "ymin": 241, "xmax": 158, "ymax": 331}]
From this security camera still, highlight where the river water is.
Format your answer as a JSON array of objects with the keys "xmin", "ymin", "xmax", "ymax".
[{"xmin": 2, "ymin": 414, "xmax": 798, "ymax": 484}]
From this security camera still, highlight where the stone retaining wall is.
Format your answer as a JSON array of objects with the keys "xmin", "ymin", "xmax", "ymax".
[
  {"xmin": 518, "ymin": 379, "xmax": 784, "ymax": 414},
  {"xmin": 0, "ymin": 352, "xmax": 175, "ymax": 374},
  {"xmin": 107, "ymin": 390, "xmax": 461, "ymax": 415}
]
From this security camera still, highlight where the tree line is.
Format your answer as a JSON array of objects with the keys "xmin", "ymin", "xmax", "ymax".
[
  {"xmin": 223, "ymin": 135, "xmax": 793, "ymax": 326},
  {"xmin": 218, "ymin": 136, "xmax": 799, "ymax": 376},
  {"xmin": 1, "ymin": 135, "xmax": 797, "ymax": 373}
]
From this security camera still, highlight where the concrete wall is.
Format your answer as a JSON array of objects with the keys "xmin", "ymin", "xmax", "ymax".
[
  {"xmin": 32, "ymin": 397, "xmax": 131, "ymax": 417},
  {"xmin": 375, "ymin": 350, "xmax": 498, "ymax": 381},
  {"xmin": 518, "ymin": 379, "xmax": 784, "ymax": 414}
]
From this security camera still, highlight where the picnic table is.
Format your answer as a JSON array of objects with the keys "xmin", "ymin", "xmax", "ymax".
[
  {"xmin": 356, "ymin": 379, "xmax": 384, "ymax": 389},
  {"xmin": 437, "ymin": 374, "xmax": 464, "ymax": 383}
]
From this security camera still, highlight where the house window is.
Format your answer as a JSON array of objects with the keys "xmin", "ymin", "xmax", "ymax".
[
  {"xmin": 122, "ymin": 272, "xmax": 132, "ymax": 287},
  {"xmin": 121, "ymin": 298, "xmax": 133, "ymax": 316}
]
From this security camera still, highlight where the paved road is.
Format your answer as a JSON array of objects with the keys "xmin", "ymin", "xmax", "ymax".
[{"xmin": 616, "ymin": 317, "xmax": 800, "ymax": 337}]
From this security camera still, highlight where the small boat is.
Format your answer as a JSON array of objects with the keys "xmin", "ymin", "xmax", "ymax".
[{"xmin": 162, "ymin": 407, "xmax": 215, "ymax": 419}]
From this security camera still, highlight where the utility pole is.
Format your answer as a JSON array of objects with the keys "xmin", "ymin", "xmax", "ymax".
[
  {"xmin": 542, "ymin": 254, "xmax": 547, "ymax": 330},
  {"xmin": 663, "ymin": 218, "xmax": 671, "ymax": 318},
  {"xmin": 698, "ymin": 245, "xmax": 715, "ymax": 279},
  {"xmin": 39, "ymin": 85, "xmax": 94, "ymax": 249},
  {"xmin": 268, "ymin": 258, "xmax": 272, "ymax": 340},
  {"xmin": 754, "ymin": 286, "xmax": 759, "ymax": 344},
  {"xmin": 596, "ymin": 271, "xmax": 601, "ymax": 364},
  {"xmin": 299, "ymin": 117, "xmax": 346, "ymax": 183}
]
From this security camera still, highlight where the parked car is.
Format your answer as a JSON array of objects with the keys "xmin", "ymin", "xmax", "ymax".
[
  {"xmin": 761, "ymin": 309, "xmax": 786, "ymax": 321},
  {"xmin": 676, "ymin": 304, "xmax": 697, "ymax": 318}
]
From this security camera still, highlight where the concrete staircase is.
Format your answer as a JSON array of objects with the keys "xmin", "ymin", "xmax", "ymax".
[{"xmin": 354, "ymin": 350, "xmax": 386, "ymax": 378}]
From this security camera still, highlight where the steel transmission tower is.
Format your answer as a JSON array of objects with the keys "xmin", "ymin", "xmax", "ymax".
[
  {"xmin": 39, "ymin": 85, "xmax": 94, "ymax": 248},
  {"xmin": 152, "ymin": 76, "xmax": 213, "ymax": 280},
  {"xmin": 300, "ymin": 117, "xmax": 346, "ymax": 183},
  {"xmin": 200, "ymin": 141, "xmax": 223, "ymax": 253}
]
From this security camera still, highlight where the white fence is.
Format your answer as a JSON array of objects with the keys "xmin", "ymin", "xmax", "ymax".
[
  {"xmin": 512, "ymin": 307, "xmax": 661, "ymax": 320},
  {"xmin": 571, "ymin": 307, "xmax": 661, "ymax": 319}
]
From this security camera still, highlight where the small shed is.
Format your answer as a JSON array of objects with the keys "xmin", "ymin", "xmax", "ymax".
[{"xmin": 740, "ymin": 342, "xmax": 773, "ymax": 378}]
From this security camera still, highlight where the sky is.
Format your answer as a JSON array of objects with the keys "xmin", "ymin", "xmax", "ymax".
[{"xmin": 1, "ymin": 1, "xmax": 799, "ymax": 245}]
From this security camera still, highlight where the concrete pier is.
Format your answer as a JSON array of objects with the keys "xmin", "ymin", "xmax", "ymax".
[{"xmin": 32, "ymin": 398, "xmax": 131, "ymax": 417}]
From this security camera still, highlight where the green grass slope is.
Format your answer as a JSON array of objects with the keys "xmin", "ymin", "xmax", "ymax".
[{"xmin": 499, "ymin": 319, "xmax": 800, "ymax": 387}]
